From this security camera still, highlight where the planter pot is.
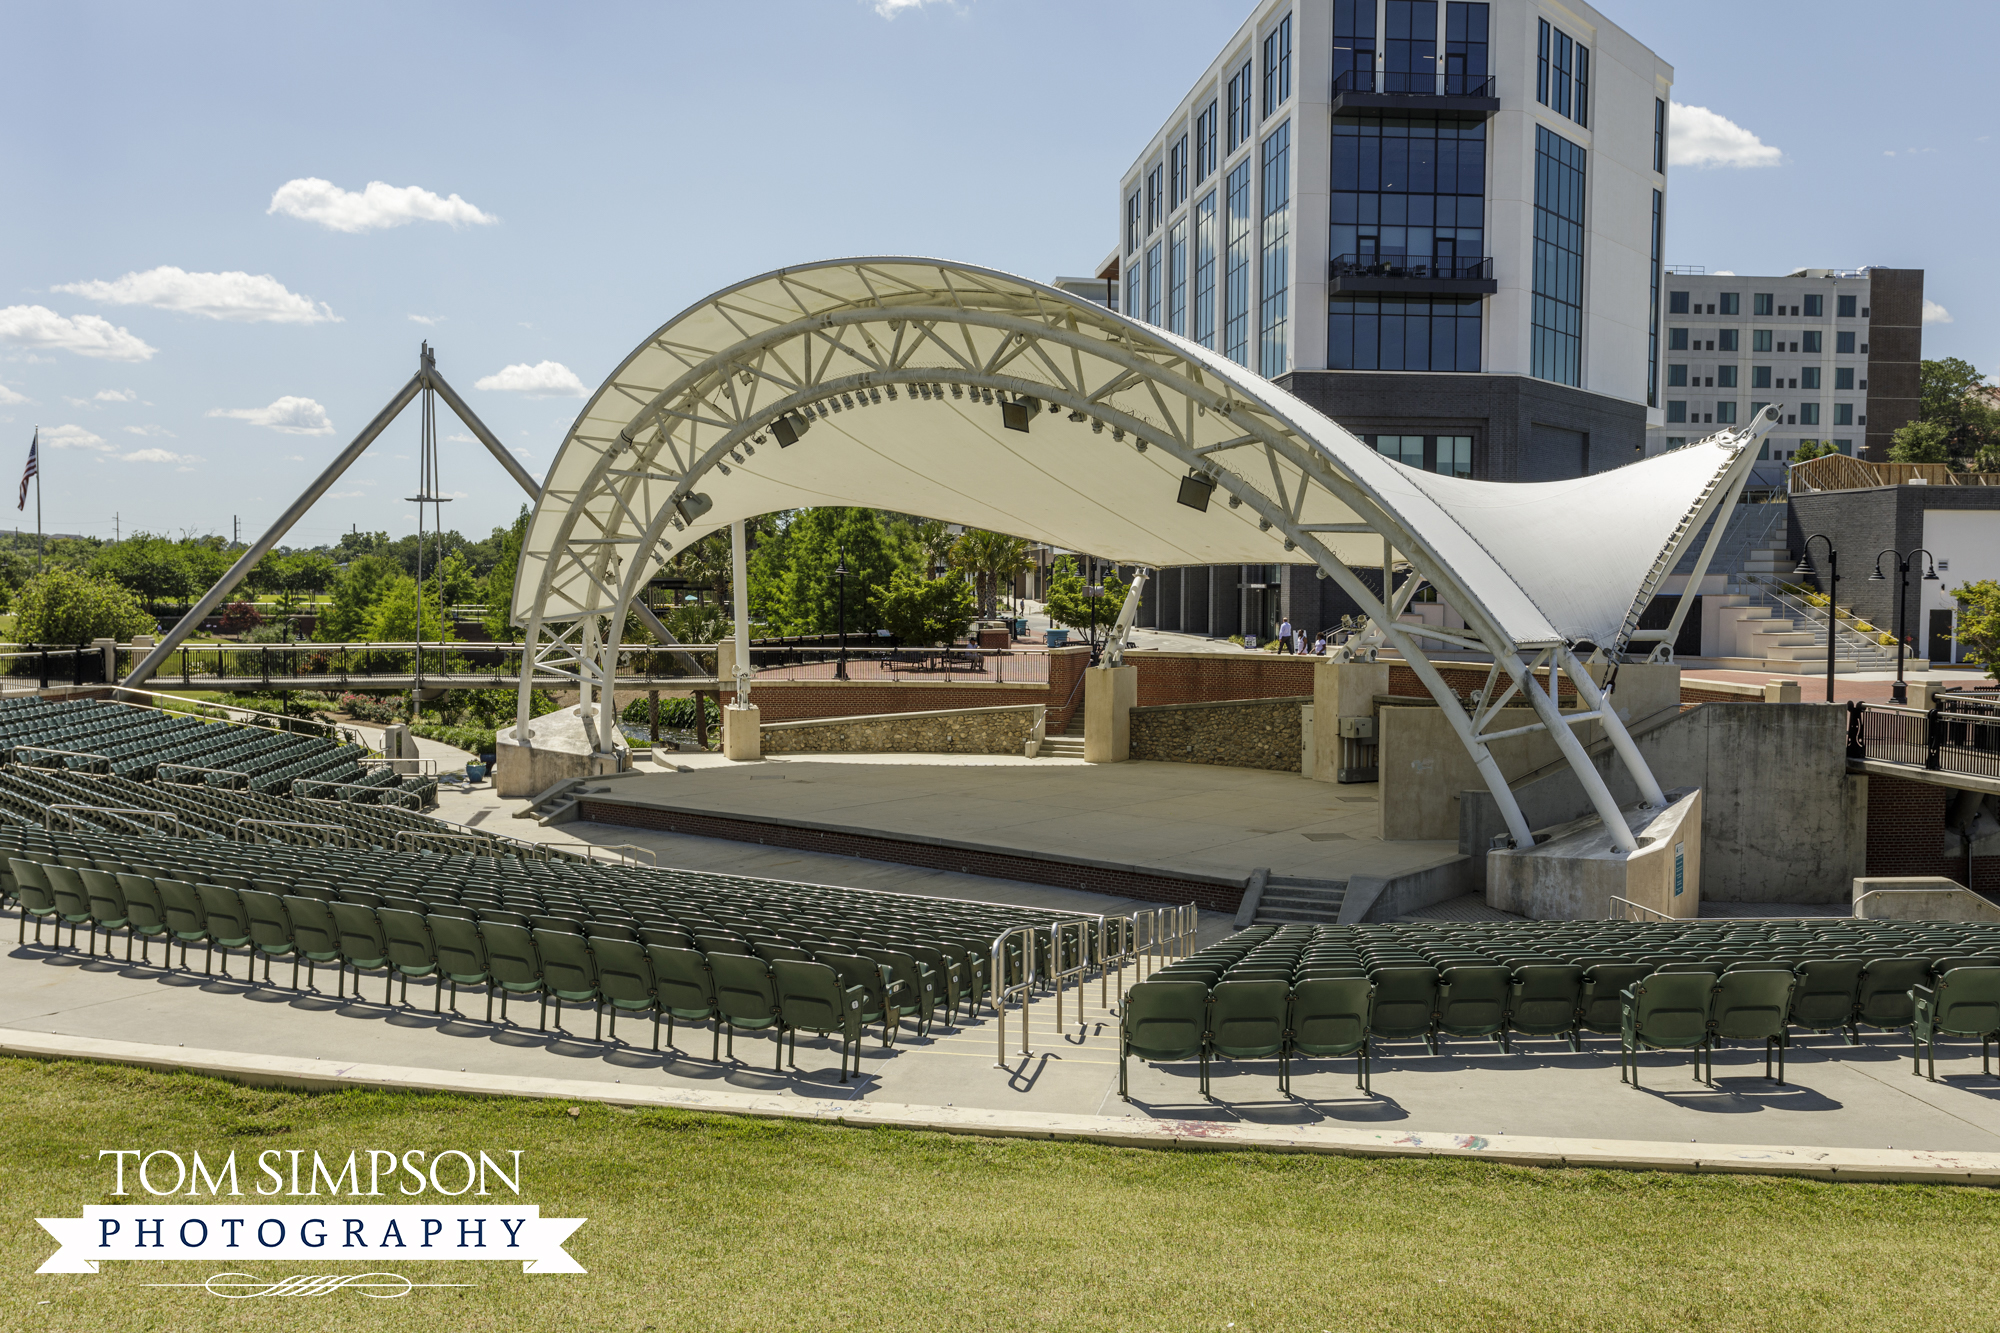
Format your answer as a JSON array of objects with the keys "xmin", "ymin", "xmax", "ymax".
[
  {"xmin": 1045, "ymin": 629, "xmax": 1069, "ymax": 648},
  {"xmin": 465, "ymin": 763, "xmax": 488, "ymax": 782}
]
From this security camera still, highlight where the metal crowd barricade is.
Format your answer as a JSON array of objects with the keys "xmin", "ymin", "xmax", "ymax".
[
  {"xmin": 991, "ymin": 924, "xmax": 1040, "ymax": 1066},
  {"xmin": 46, "ymin": 805, "xmax": 185, "ymax": 837},
  {"xmin": 236, "ymin": 820, "xmax": 356, "ymax": 848}
]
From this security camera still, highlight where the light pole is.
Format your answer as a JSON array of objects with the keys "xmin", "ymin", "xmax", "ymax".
[
  {"xmin": 1084, "ymin": 582, "xmax": 1105, "ymax": 664},
  {"xmin": 834, "ymin": 547, "xmax": 850, "ymax": 681},
  {"xmin": 1869, "ymin": 547, "xmax": 1938, "ymax": 705},
  {"xmin": 1793, "ymin": 535, "xmax": 1840, "ymax": 703}
]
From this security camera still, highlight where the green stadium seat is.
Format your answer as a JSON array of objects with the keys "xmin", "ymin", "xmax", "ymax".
[
  {"xmin": 1208, "ymin": 979, "xmax": 1290, "ymax": 1096},
  {"xmin": 1505, "ymin": 963, "xmax": 1583, "ymax": 1051},
  {"xmin": 1434, "ymin": 964, "xmax": 1511, "ymax": 1050},
  {"xmin": 1912, "ymin": 966, "xmax": 2000, "ymax": 1081},
  {"xmin": 710, "ymin": 952, "xmax": 784, "ymax": 1069},
  {"xmin": 772, "ymin": 958, "xmax": 866, "ymax": 1082},
  {"xmin": 1709, "ymin": 968, "xmax": 1797, "ymax": 1082},
  {"xmin": 1119, "ymin": 979, "xmax": 1210, "ymax": 1101},
  {"xmin": 1619, "ymin": 972, "xmax": 1716, "ymax": 1087}
]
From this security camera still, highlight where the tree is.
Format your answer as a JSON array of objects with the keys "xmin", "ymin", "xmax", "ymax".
[
  {"xmin": 286, "ymin": 552, "xmax": 339, "ymax": 604},
  {"xmin": 1043, "ymin": 555, "xmax": 1129, "ymax": 633},
  {"xmin": 12, "ymin": 569, "xmax": 154, "ymax": 644},
  {"xmin": 318, "ymin": 554, "xmax": 401, "ymax": 640},
  {"xmin": 366, "ymin": 573, "xmax": 447, "ymax": 643},
  {"xmin": 762, "ymin": 507, "xmax": 901, "ymax": 636},
  {"xmin": 949, "ymin": 529, "xmax": 1032, "ymax": 618},
  {"xmin": 874, "ymin": 568, "xmax": 977, "ymax": 646},
  {"xmin": 90, "ymin": 534, "xmax": 192, "ymax": 610},
  {"xmin": 1889, "ymin": 419, "xmax": 1951, "ymax": 464},
  {"xmin": 1953, "ymin": 580, "xmax": 2000, "ymax": 681},
  {"xmin": 1915, "ymin": 357, "xmax": 2000, "ymax": 463},
  {"xmin": 433, "ymin": 549, "xmax": 479, "ymax": 609},
  {"xmin": 1790, "ymin": 439, "xmax": 1835, "ymax": 464},
  {"xmin": 482, "ymin": 507, "xmax": 531, "ymax": 642},
  {"xmin": 218, "ymin": 601, "xmax": 263, "ymax": 634},
  {"xmin": 904, "ymin": 518, "xmax": 959, "ymax": 578}
]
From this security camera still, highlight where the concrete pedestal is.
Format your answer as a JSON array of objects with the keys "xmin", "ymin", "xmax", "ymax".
[
  {"xmin": 1083, "ymin": 666, "xmax": 1135, "ymax": 763},
  {"xmin": 1312, "ymin": 660, "xmax": 1388, "ymax": 783},
  {"xmin": 1486, "ymin": 788, "xmax": 1702, "ymax": 920},
  {"xmin": 493, "ymin": 704, "xmax": 629, "ymax": 798},
  {"xmin": 722, "ymin": 702, "xmax": 762, "ymax": 760}
]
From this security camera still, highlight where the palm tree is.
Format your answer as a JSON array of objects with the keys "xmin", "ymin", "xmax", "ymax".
[{"xmin": 950, "ymin": 529, "xmax": 1032, "ymax": 619}]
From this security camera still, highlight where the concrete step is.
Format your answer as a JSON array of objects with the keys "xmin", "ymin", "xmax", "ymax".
[
  {"xmin": 1038, "ymin": 737, "xmax": 1085, "ymax": 758},
  {"xmin": 1254, "ymin": 877, "xmax": 1347, "ymax": 925}
]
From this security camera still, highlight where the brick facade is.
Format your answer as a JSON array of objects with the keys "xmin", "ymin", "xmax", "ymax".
[
  {"xmin": 577, "ymin": 800, "xmax": 1243, "ymax": 912},
  {"xmin": 1864, "ymin": 771, "xmax": 1950, "ymax": 878},
  {"xmin": 1129, "ymin": 652, "xmax": 1315, "ymax": 706}
]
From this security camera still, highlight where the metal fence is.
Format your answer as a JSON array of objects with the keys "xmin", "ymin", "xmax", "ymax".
[{"xmin": 1848, "ymin": 697, "xmax": 2000, "ymax": 780}]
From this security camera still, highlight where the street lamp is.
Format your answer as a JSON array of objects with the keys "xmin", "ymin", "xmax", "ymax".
[
  {"xmin": 1868, "ymin": 547, "xmax": 1938, "ymax": 705},
  {"xmin": 834, "ymin": 547, "xmax": 850, "ymax": 681},
  {"xmin": 1793, "ymin": 535, "xmax": 1840, "ymax": 703}
]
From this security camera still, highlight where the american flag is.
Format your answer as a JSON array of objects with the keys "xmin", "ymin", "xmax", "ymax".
[{"xmin": 17, "ymin": 429, "xmax": 36, "ymax": 512}]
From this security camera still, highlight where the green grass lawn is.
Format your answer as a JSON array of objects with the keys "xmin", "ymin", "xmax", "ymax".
[{"xmin": 4, "ymin": 1057, "xmax": 1996, "ymax": 1333}]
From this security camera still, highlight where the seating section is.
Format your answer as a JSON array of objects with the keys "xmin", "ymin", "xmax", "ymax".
[
  {"xmin": 0, "ymin": 697, "xmax": 434, "ymax": 806},
  {"xmin": 1120, "ymin": 920, "xmax": 2000, "ymax": 1100},
  {"xmin": 0, "ymin": 822, "xmax": 1092, "ymax": 1082}
]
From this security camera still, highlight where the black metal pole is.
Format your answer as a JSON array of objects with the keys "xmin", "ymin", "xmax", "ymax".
[
  {"xmin": 1894, "ymin": 560, "xmax": 1908, "ymax": 706},
  {"xmin": 835, "ymin": 550, "xmax": 849, "ymax": 681},
  {"xmin": 1799, "ymin": 534, "xmax": 1839, "ymax": 704}
]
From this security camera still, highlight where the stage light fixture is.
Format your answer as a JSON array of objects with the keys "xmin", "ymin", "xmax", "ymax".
[
  {"xmin": 772, "ymin": 413, "xmax": 809, "ymax": 447},
  {"xmin": 1176, "ymin": 471, "xmax": 1218, "ymax": 512}
]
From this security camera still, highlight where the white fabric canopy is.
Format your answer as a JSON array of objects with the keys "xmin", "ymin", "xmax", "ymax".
[{"xmin": 516, "ymin": 258, "xmax": 1755, "ymax": 651}]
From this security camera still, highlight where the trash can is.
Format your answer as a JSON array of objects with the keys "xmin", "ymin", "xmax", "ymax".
[{"xmin": 1045, "ymin": 629, "xmax": 1069, "ymax": 648}]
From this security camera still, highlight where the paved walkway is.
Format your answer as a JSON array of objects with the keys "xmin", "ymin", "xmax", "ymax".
[{"xmin": 1683, "ymin": 666, "xmax": 1991, "ymax": 703}]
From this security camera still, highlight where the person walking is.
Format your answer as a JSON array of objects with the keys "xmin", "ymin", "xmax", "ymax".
[{"xmin": 1278, "ymin": 616, "xmax": 1293, "ymax": 654}]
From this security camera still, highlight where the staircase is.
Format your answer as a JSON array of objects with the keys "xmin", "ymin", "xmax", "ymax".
[
  {"xmin": 1254, "ymin": 875, "xmax": 1348, "ymax": 924},
  {"xmin": 1037, "ymin": 713, "xmax": 1086, "ymax": 759}
]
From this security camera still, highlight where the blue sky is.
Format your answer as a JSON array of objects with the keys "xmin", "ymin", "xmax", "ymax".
[{"xmin": 1, "ymin": 0, "xmax": 1991, "ymax": 545}]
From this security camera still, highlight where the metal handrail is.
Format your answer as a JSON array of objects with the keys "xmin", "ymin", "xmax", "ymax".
[
  {"xmin": 991, "ymin": 924, "xmax": 1041, "ymax": 1067},
  {"xmin": 156, "ymin": 763, "xmax": 251, "ymax": 788},
  {"xmin": 393, "ymin": 829, "xmax": 501, "ymax": 855},
  {"xmin": 1609, "ymin": 894, "xmax": 1672, "ymax": 922},
  {"xmin": 295, "ymin": 782, "xmax": 422, "ymax": 810},
  {"xmin": 1733, "ymin": 572, "xmax": 1896, "ymax": 663},
  {"xmin": 1331, "ymin": 253, "xmax": 1495, "ymax": 282},
  {"xmin": 1046, "ymin": 918, "xmax": 1096, "ymax": 1034},
  {"xmin": 235, "ymin": 819, "xmax": 355, "ymax": 848},
  {"xmin": 1099, "ymin": 916, "xmax": 1136, "ymax": 1013},
  {"xmin": 46, "ymin": 804, "xmax": 184, "ymax": 836},
  {"xmin": 11, "ymin": 745, "xmax": 113, "ymax": 772}
]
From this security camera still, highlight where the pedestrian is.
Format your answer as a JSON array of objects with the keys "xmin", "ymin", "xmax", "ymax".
[
  {"xmin": 1278, "ymin": 616, "xmax": 1293, "ymax": 654},
  {"xmin": 1312, "ymin": 633, "xmax": 1327, "ymax": 655}
]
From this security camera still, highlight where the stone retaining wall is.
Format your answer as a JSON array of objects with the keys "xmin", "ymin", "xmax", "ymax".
[
  {"xmin": 761, "ymin": 703, "xmax": 1040, "ymax": 756},
  {"xmin": 1129, "ymin": 695, "xmax": 1309, "ymax": 771}
]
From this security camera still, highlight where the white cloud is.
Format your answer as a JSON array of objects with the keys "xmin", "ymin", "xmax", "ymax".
[
  {"xmin": 445, "ymin": 432, "xmax": 476, "ymax": 443},
  {"xmin": 95, "ymin": 388, "xmax": 137, "ymax": 402},
  {"xmin": 408, "ymin": 314, "xmax": 441, "ymax": 326},
  {"xmin": 122, "ymin": 424, "xmax": 175, "ymax": 437},
  {"xmin": 327, "ymin": 490, "xmax": 367, "ymax": 499},
  {"xmin": 474, "ymin": 360, "xmax": 587, "ymax": 397},
  {"xmin": 0, "ymin": 306, "xmax": 156, "ymax": 361},
  {"xmin": 1669, "ymin": 103, "xmax": 1782, "ymax": 168},
  {"xmin": 1924, "ymin": 299, "xmax": 1954, "ymax": 325},
  {"xmin": 1713, "ymin": 270, "xmax": 1736, "ymax": 276},
  {"xmin": 207, "ymin": 395, "xmax": 335, "ymax": 435},
  {"xmin": 871, "ymin": 0, "xmax": 950, "ymax": 15},
  {"xmin": 43, "ymin": 423, "xmax": 110, "ymax": 451},
  {"xmin": 121, "ymin": 447, "xmax": 197, "ymax": 465},
  {"xmin": 55, "ymin": 267, "xmax": 337, "ymax": 324},
  {"xmin": 0, "ymin": 383, "xmax": 27, "ymax": 406},
  {"xmin": 268, "ymin": 177, "xmax": 498, "ymax": 233}
]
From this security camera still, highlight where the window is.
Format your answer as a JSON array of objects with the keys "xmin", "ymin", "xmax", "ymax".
[
  {"xmin": 1371, "ymin": 434, "xmax": 1424, "ymax": 467},
  {"xmin": 1262, "ymin": 15, "xmax": 1292, "ymax": 117},
  {"xmin": 1752, "ymin": 366, "xmax": 1772, "ymax": 389},
  {"xmin": 1548, "ymin": 25, "xmax": 1572, "ymax": 117},
  {"xmin": 1719, "ymin": 329, "xmax": 1738, "ymax": 352},
  {"xmin": 1718, "ymin": 365, "xmax": 1738, "ymax": 388},
  {"xmin": 1145, "ymin": 242, "xmax": 1162, "ymax": 326},
  {"xmin": 1169, "ymin": 136, "xmax": 1188, "ymax": 209},
  {"xmin": 1536, "ymin": 19, "xmax": 1549, "ymax": 105},
  {"xmin": 1167, "ymin": 218, "xmax": 1188, "ymax": 336},
  {"xmin": 1801, "ymin": 366, "xmax": 1820, "ymax": 390},
  {"xmin": 1802, "ymin": 330, "xmax": 1822, "ymax": 354},
  {"xmin": 1334, "ymin": 0, "xmax": 1376, "ymax": 91},
  {"xmin": 1443, "ymin": 2, "xmax": 1488, "ymax": 94},
  {"xmin": 1666, "ymin": 401, "xmax": 1687, "ymax": 424},
  {"xmin": 1330, "ymin": 116, "xmax": 1486, "ymax": 279},
  {"xmin": 1125, "ymin": 266, "xmax": 1137, "ymax": 320},
  {"xmin": 1330, "ymin": 296, "xmax": 1483, "ymax": 372},
  {"xmin": 1258, "ymin": 121, "xmax": 1291, "ymax": 377},
  {"xmin": 1753, "ymin": 293, "xmax": 1774, "ymax": 317},
  {"xmin": 1223, "ymin": 159, "xmax": 1253, "ymax": 366},
  {"xmin": 1669, "ymin": 291, "xmax": 1690, "ymax": 314},
  {"xmin": 1528, "ymin": 124, "xmax": 1576, "ymax": 382},
  {"xmin": 1716, "ymin": 402, "xmax": 1737, "ymax": 424},
  {"xmin": 1719, "ymin": 293, "xmax": 1740, "ymax": 316},
  {"xmin": 1799, "ymin": 403, "xmax": 1820, "ymax": 426},
  {"xmin": 1192, "ymin": 191, "xmax": 1218, "ymax": 349},
  {"xmin": 1838, "ymin": 294, "xmax": 1857, "ymax": 318},
  {"xmin": 1836, "ymin": 331, "xmax": 1856, "ymax": 355},
  {"xmin": 1648, "ymin": 190, "xmax": 1662, "ymax": 407},
  {"xmin": 1835, "ymin": 366, "xmax": 1854, "ymax": 391},
  {"xmin": 1126, "ymin": 191, "xmax": 1141, "ymax": 255},
  {"xmin": 1833, "ymin": 439, "xmax": 1852, "ymax": 455},
  {"xmin": 1146, "ymin": 165, "xmax": 1163, "ymax": 233},
  {"xmin": 1668, "ymin": 328, "xmax": 1688, "ymax": 351},
  {"xmin": 1226, "ymin": 60, "xmax": 1253, "ymax": 151},
  {"xmin": 1574, "ymin": 45, "xmax": 1589, "ymax": 126},
  {"xmin": 1385, "ymin": 0, "xmax": 1436, "ymax": 94},
  {"xmin": 1195, "ymin": 102, "xmax": 1217, "ymax": 182},
  {"xmin": 1752, "ymin": 329, "xmax": 1773, "ymax": 352},
  {"xmin": 1803, "ymin": 294, "xmax": 1824, "ymax": 317},
  {"xmin": 1653, "ymin": 98, "xmax": 1666, "ymax": 173},
  {"xmin": 1834, "ymin": 403, "xmax": 1854, "ymax": 426},
  {"xmin": 1667, "ymin": 364, "xmax": 1687, "ymax": 387},
  {"xmin": 1437, "ymin": 435, "xmax": 1472, "ymax": 478},
  {"xmin": 1750, "ymin": 401, "xmax": 1769, "ymax": 420}
]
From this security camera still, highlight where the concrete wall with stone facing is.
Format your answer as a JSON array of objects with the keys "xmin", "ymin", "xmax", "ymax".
[
  {"xmin": 1130, "ymin": 696, "xmax": 1309, "ymax": 771},
  {"xmin": 762, "ymin": 704, "xmax": 1038, "ymax": 756}
]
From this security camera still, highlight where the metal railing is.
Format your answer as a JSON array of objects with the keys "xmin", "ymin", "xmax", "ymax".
[
  {"xmin": 1331, "ymin": 253, "xmax": 1495, "ymax": 282},
  {"xmin": 236, "ymin": 820, "xmax": 357, "ymax": 848},
  {"xmin": 991, "ymin": 924, "xmax": 1042, "ymax": 1066},
  {"xmin": 1333, "ymin": 68, "xmax": 1496, "ymax": 97},
  {"xmin": 11, "ymin": 745, "xmax": 113, "ymax": 773},
  {"xmin": 1732, "ymin": 572, "xmax": 1897, "ymax": 666},
  {"xmin": 295, "ymin": 783, "xmax": 423, "ymax": 810},
  {"xmin": 1046, "ymin": 918, "xmax": 1096, "ymax": 1035},
  {"xmin": 155, "ymin": 763, "xmax": 252, "ymax": 789},
  {"xmin": 46, "ymin": 804, "xmax": 185, "ymax": 836},
  {"xmin": 1609, "ymin": 894, "xmax": 1673, "ymax": 922},
  {"xmin": 393, "ymin": 829, "xmax": 502, "ymax": 855},
  {"xmin": 1849, "ymin": 699, "xmax": 2000, "ymax": 780}
]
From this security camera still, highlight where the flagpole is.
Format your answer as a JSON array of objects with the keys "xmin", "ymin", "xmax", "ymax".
[{"xmin": 35, "ymin": 459, "xmax": 42, "ymax": 574}]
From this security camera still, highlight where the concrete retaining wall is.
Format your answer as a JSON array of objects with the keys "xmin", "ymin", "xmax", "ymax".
[
  {"xmin": 1129, "ymin": 696, "xmax": 1309, "ymax": 771},
  {"xmin": 760, "ymin": 704, "xmax": 1041, "ymax": 756}
]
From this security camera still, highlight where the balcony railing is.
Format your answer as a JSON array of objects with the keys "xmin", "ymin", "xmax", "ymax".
[
  {"xmin": 1332, "ymin": 254, "xmax": 1494, "ymax": 282},
  {"xmin": 1333, "ymin": 69, "xmax": 1497, "ymax": 98}
]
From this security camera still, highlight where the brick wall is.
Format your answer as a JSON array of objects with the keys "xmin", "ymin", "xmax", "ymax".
[
  {"xmin": 1128, "ymin": 651, "xmax": 1315, "ymax": 706},
  {"xmin": 1865, "ymin": 771, "xmax": 1949, "ymax": 877},
  {"xmin": 1047, "ymin": 647, "xmax": 1089, "ymax": 731}
]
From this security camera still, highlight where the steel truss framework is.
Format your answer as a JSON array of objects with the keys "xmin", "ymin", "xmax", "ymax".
[{"xmin": 516, "ymin": 259, "xmax": 1773, "ymax": 853}]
